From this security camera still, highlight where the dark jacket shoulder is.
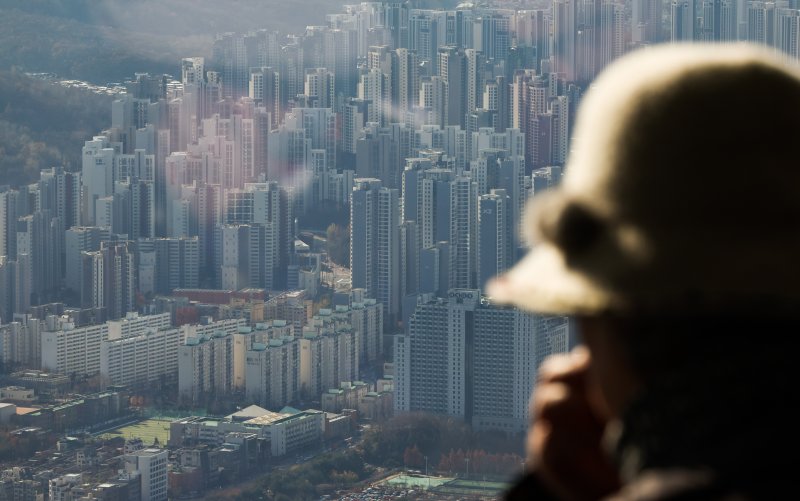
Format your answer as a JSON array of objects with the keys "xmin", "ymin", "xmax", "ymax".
[{"xmin": 503, "ymin": 470, "xmax": 752, "ymax": 501}]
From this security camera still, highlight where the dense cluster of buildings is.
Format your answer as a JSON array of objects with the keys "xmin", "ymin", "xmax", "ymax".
[
  {"xmin": 1, "ymin": 444, "xmax": 169, "ymax": 501},
  {"xmin": 3, "ymin": 0, "xmax": 792, "ymax": 498},
  {"xmin": 11, "ymin": 0, "xmax": 787, "ymax": 447},
  {"xmin": 0, "ymin": 387, "xmax": 361, "ymax": 499},
  {"xmin": 0, "ymin": 299, "xmax": 383, "ymax": 408},
  {"xmin": 10, "ymin": 389, "xmax": 131, "ymax": 433}
]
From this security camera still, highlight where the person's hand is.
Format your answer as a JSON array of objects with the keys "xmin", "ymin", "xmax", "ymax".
[{"xmin": 526, "ymin": 347, "xmax": 621, "ymax": 500}]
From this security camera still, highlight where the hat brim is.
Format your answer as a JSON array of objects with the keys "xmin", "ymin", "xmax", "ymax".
[{"xmin": 487, "ymin": 242, "xmax": 617, "ymax": 316}]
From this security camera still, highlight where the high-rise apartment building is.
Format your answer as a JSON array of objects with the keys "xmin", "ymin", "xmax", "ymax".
[
  {"xmin": 418, "ymin": 76, "xmax": 447, "ymax": 126},
  {"xmin": 514, "ymin": 10, "xmax": 551, "ymax": 72},
  {"xmin": 245, "ymin": 336, "xmax": 300, "ymax": 409},
  {"xmin": 0, "ymin": 317, "xmax": 44, "ymax": 369},
  {"xmin": 81, "ymin": 136, "xmax": 119, "ymax": 226},
  {"xmin": 232, "ymin": 320, "xmax": 293, "ymax": 390},
  {"xmin": 216, "ymin": 223, "xmax": 277, "ymax": 291},
  {"xmin": 324, "ymin": 28, "xmax": 359, "ymax": 101},
  {"xmin": 101, "ymin": 325, "xmax": 181, "ymax": 387},
  {"xmin": 213, "ymin": 33, "xmax": 253, "ymax": 100},
  {"xmin": 473, "ymin": 12, "xmax": 512, "ymax": 60},
  {"xmin": 672, "ymin": 0, "xmax": 698, "ymax": 41},
  {"xmin": 447, "ymin": 176, "xmax": 478, "ymax": 289},
  {"xmin": 633, "ymin": 0, "xmax": 666, "ymax": 44},
  {"xmin": 65, "ymin": 227, "xmax": 111, "ymax": 294},
  {"xmin": 89, "ymin": 241, "xmax": 136, "ymax": 320},
  {"xmin": 437, "ymin": 46, "xmax": 467, "ymax": 128},
  {"xmin": 337, "ymin": 297, "xmax": 384, "ymax": 365},
  {"xmin": 477, "ymin": 189, "xmax": 514, "ymax": 290},
  {"xmin": 392, "ymin": 48, "xmax": 419, "ymax": 122},
  {"xmin": 359, "ymin": 68, "xmax": 391, "ymax": 125},
  {"xmin": 350, "ymin": 179, "xmax": 401, "ymax": 327},
  {"xmin": 774, "ymin": 6, "xmax": 800, "ymax": 58},
  {"xmin": 409, "ymin": 10, "xmax": 441, "ymax": 71},
  {"xmin": 41, "ymin": 313, "xmax": 174, "ymax": 379},
  {"xmin": 0, "ymin": 188, "xmax": 24, "ymax": 260},
  {"xmin": 137, "ymin": 237, "xmax": 199, "ymax": 295},
  {"xmin": 600, "ymin": 2, "xmax": 627, "ymax": 71},
  {"xmin": 553, "ymin": 0, "xmax": 578, "ymax": 81},
  {"xmin": 38, "ymin": 166, "xmax": 81, "ymax": 231},
  {"xmin": 395, "ymin": 290, "xmax": 574, "ymax": 432},
  {"xmin": 178, "ymin": 330, "xmax": 234, "ymax": 404},
  {"xmin": 304, "ymin": 68, "xmax": 336, "ymax": 109},
  {"xmin": 16, "ymin": 211, "xmax": 62, "ymax": 304},
  {"xmin": 698, "ymin": 0, "xmax": 739, "ymax": 41},
  {"xmin": 41, "ymin": 321, "xmax": 107, "ymax": 376},
  {"xmin": 250, "ymin": 66, "xmax": 281, "ymax": 120},
  {"xmin": 299, "ymin": 316, "xmax": 358, "ymax": 399}
]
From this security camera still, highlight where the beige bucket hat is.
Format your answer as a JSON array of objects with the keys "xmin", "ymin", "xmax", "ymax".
[{"xmin": 488, "ymin": 44, "xmax": 800, "ymax": 316}]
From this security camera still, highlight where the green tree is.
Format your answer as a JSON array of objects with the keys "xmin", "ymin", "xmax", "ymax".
[
  {"xmin": 326, "ymin": 223, "xmax": 350, "ymax": 267},
  {"xmin": 403, "ymin": 445, "xmax": 424, "ymax": 468}
]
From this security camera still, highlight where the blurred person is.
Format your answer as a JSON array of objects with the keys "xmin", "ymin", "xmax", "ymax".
[{"xmin": 490, "ymin": 44, "xmax": 798, "ymax": 500}]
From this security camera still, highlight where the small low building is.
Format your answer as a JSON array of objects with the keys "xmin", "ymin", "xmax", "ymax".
[
  {"xmin": 0, "ymin": 386, "xmax": 35, "ymax": 403},
  {"xmin": 0, "ymin": 403, "xmax": 17, "ymax": 423},
  {"xmin": 358, "ymin": 391, "xmax": 394, "ymax": 422},
  {"xmin": 321, "ymin": 381, "xmax": 371, "ymax": 413},
  {"xmin": 324, "ymin": 412, "xmax": 351, "ymax": 441}
]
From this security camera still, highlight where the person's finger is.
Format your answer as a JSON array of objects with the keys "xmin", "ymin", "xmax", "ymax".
[
  {"xmin": 538, "ymin": 347, "xmax": 591, "ymax": 384},
  {"xmin": 529, "ymin": 351, "xmax": 594, "ymax": 425},
  {"xmin": 533, "ymin": 381, "xmax": 604, "ymax": 432},
  {"xmin": 532, "ymin": 382, "xmax": 570, "ymax": 421}
]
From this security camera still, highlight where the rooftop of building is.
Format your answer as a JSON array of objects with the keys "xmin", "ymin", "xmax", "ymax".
[
  {"xmin": 255, "ymin": 319, "xmax": 288, "ymax": 329},
  {"xmin": 226, "ymin": 405, "xmax": 271, "ymax": 421},
  {"xmin": 127, "ymin": 447, "xmax": 165, "ymax": 457},
  {"xmin": 260, "ymin": 409, "xmax": 322, "ymax": 426},
  {"xmin": 267, "ymin": 290, "xmax": 306, "ymax": 301},
  {"xmin": 184, "ymin": 330, "xmax": 231, "ymax": 345},
  {"xmin": 11, "ymin": 370, "xmax": 69, "ymax": 381},
  {"xmin": 243, "ymin": 410, "xmax": 288, "ymax": 426}
]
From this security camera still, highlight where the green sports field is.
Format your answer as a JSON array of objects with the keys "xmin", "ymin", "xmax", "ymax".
[{"xmin": 99, "ymin": 418, "xmax": 172, "ymax": 446}]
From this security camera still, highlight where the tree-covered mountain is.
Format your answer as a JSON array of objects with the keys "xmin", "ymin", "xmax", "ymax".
[
  {"xmin": 0, "ymin": 0, "xmax": 465, "ymax": 82},
  {"xmin": 0, "ymin": 70, "xmax": 111, "ymax": 187},
  {"xmin": 0, "ymin": 0, "xmax": 333, "ymax": 82},
  {"xmin": 0, "ymin": 6, "xmax": 196, "ymax": 82}
]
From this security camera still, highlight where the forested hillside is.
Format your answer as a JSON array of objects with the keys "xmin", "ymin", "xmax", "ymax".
[
  {"xmin": 0, "ymin": 7, "xmax": 192, "ymax": 82},
  {"xmin": 0, "ymin": 0, "xmax": 332, "ymax": 82},
  {"xmin": 0, "ymin": 70, "xmax": 111, "ymax": 187}
]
